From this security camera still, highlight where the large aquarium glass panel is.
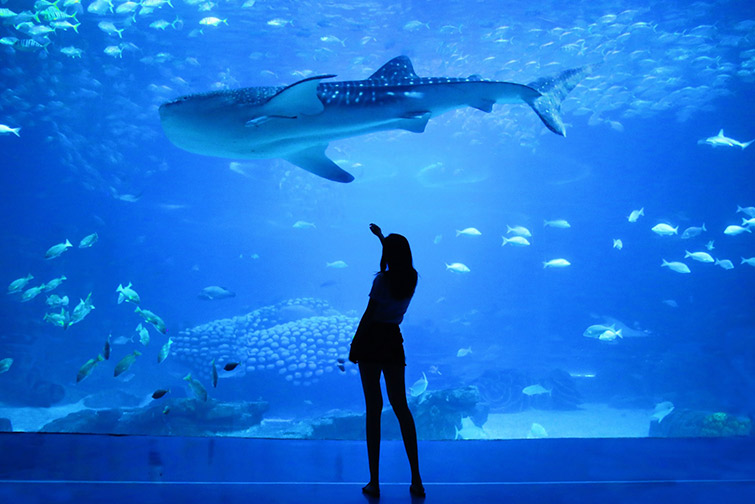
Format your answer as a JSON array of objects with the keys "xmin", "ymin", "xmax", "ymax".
[{"xmin": 1, "ymin": 0, "xmax": 753, "ymax": 441}]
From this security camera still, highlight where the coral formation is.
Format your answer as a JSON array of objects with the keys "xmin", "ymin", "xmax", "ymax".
[{"xmin": 172, "ymin": 298, "xmax": 357, "ymax": 386}]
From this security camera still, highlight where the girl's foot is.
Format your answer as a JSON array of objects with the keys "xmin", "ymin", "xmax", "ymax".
[
  {"xmin": 410, "ymin": 483, "xmax": 425, "ymax": 498},
  {"xmin": 362, "ymin": 482, "xmax": 380, "ymax": 497}
]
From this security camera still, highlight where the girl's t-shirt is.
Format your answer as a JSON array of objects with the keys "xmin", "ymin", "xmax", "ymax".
[{"xmin": 369, "ymin": 272, "xmax": 412, "ymax": 324}]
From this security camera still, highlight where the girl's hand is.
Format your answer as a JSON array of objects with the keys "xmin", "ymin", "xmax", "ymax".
[{"xmin": 369, "ymin": 223, "xmax": 383, "ymax": 239}]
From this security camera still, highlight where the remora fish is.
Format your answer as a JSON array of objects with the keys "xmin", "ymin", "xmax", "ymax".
[{"xmin": 159, "ymin": 56, "xmax": 591, "ymax": 182}]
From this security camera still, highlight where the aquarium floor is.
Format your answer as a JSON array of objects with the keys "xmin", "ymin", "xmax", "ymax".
[{"xmin": 0, "ymin": 433, "xmax": 753, "ymax": 503}]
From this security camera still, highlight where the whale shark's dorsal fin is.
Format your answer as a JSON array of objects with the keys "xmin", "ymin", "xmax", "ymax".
[
  {"xmin": 367, "ymin": 56, "xmax": 419, "ymax": 83},
  {"xmin": 717, "ymin": 129, "xmax": 724, "ymax": 137},
  {"xmin": 265, "ymin": 74, "xmax": 335, "ymax": 117}
]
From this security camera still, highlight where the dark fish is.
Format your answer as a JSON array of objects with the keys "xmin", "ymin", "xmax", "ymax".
[
  {"xmin": 337, "ymin": 363, "xmax": 345, "ymax": 372},
  {"xmin": 337, "ymin": 358, "xmax": 345, "ymax": 364},
  {"xmin": 152, "ymin": 389, "xmax": 169, "ymax": 399},
  {"xmin": 223, "ymin": 362, "xmax": 239, "ymax": 371},
  {"xmin": 103, "ymin": 334, "xmax": 111, "ymax": 360}
]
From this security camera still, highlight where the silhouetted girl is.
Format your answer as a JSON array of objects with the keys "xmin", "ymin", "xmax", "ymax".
[{"xmin": 349, "ymin": 223, "xmax": 424, "ymax": 498}]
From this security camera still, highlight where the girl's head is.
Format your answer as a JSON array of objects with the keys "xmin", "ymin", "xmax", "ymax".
[{"xmin": 380, "ymin": 234, "xmax": 417, "ymax": 299}]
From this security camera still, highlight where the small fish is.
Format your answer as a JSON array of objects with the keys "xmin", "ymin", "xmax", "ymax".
[
  {"xmin": 543, "ymin": 258, "xmax": 571, "ymax": 268},
  {"xmin": 199, "ymin": 16, "xmax": 227, "ymax": 27},
  {"xmin": 445, "ymin": 262, "xmax": 470, "ymax": 273},
  {"xmin": 613, "ymin": 239, "xmax": 623, "ymax": 250},
  {"xmin": 45, "ymin": 239, "xmax": 72, "ymax": 259},
  {"xmin": 116, "ymin": 282, "xmax": 140, "ymax": 304},
  {"xmin": 103, "ymin": 333, "xmax": 111, "ymax": 360},
  {"xmin": 320, "ymin": 35, "xmax": 346, "ymax": 46},
  {"xmin": 699, "ymin": 129, "xmax": 754, "ymax": 149},
  {"xmin": 651, "ymin": 224, "xmax": 677, "ymax": 236},
  {"xmin": 326, "ymin": 260, "xmax": 348, "ymax": 269},
  {"xmin": 211, "ymin": 358, "xmax": 218, "ymax": 388},
  {"xmin": 724, "ymin": 225, "xmax": 751, "ymax": 236},
  {"xmin": 742, "ymin": 217, "xmax": 755, "ymax": 227},
  {"xmin": 627, "ymin": 208, "xmax": 644, "ymax": 222},
  {"xmin": 8, "ymin": 274, "xmax": 33, "ymax": 294},
  {"xmin": 136, "ymin": 323, "xmax": 150, "ymax": 346},
  {"xmin": 78, "ymin": 232, "xmax": 98, "ymax": 248},
  {"xmin": 651, "ymin": 401, "xmax": 675, "ymax": 423},
  {"xmin": 681, "ymin": 224, "xmax": 706, "ymax": 239},
  {"xmin": 158, "ymin": 338, "xmax": 173, "ymax": 363},
  {"xmin": 292, "ymin": 220, "xmax": 316, "ymax": 229},
  {"xmin": 501, "ymin": 236, "xmax": 530, "ymax": 246},
  {"xmin": 522, "ymin": 384, "xmax": 551, "ymax": 396},
  {"xmin": 46, "ymin": 294, "xmax": 69, "ymax": 308},
  {"xmin": 98, "ymin": 21, "xmax": 124, "ymax": 38},
  {"xmin": 403, "ymin": 20, "xmax": 429, "ymax": 31},
  {"xmin": 741, "ymin": 257, "xmax": 755, "ymax": 267},
  {"xmin": 114, "ymin": 351, "xmax": 141, "ymax": 377},
  {"xmin": 0, "ymin": 124, "xmax": 21, "ymax": 137},
  {"xmin": 336, "ymin": 361, "xmax": 345, "ymax": 372},
  {"xmin": 69, "ymin": 292, "xmax": 95, "ymax": 326},
  {"xmin": 223, "ymin": 362, "xmax": 239, "ymax": 371},
  {"xmin": 50, "ymin": 20, "xmax": 80, "ymax": 32},
  {"xmin": 21, "ymin": 285, "xmax": 45, "ymax": 302},
  {"xmin": 684, "ymin": 250, "xmax": 714, "ymax": 263},
  {"xmin": 77, "ymin": 355, "xmax": 104, "ymax": 383},
  {"xmin": 455, "ymin": 227, "xmax": 482, "ymax": 237},
  {"xmin": 583, "ymin": 324, "xmax": 616, "ymax": 338},
  {"xmin": 60, "ymin": 46, "xmax": 83, "ymax": 58},
  {"xmin": 135, "ymin": 307, "xmax": 167, "ymax": 334},
  {"xmin": 433, "ymin": 235, "xmax": 442, "ymax": 245},
  {"xmin": 507, "ymin": 225, "xmax": 531, "ymax": 237},
  {"xmin": 104, "ymin": 45, "xmax": 123, "ymax": 58},
  {"xmin": 715, "ymin": 259, "xmax": 734, "ymax": 270},
  {"xmin": 409, "ymin": 372, "xmax": 428, "ymax": 397},
  {"xmin": 737, "ymin": 205, "xmax": 755, "ymax": 218},
  {"xmin": 598, "ymin": 329, "xmax": 622, "ymax": 341},
  {"xmin": 705, "ymin": 240, "xmax": 715, "ymax": 251},
  {"xmin": 152, "ymin": 389, "xmax": 169, "ymax": 399},
  {"xmin": 42, "ymin": 275, "xmax": 66, "ymax": 292},
  {"xmin": 43, "ymin": 309, "xmax": 70, "ymax": 329},
  {"xmin": 183, "ymin": 373, "xmax": 208, "ymax": 401},
  {"xmin": 0, "ymin": 357, "xmax": 13, "ymax": 374},
  {"xmin": 266, "ymin": 18, "xmax": 292, "ymax": 27},
  {"xmin": 456, "ymin": 347, "xmax": 472, "ymax": 357},
  {"xmin": 543, "ymin": 219, "xmax": 571, "ymax": 228},
  {"xmin": 661, "ymin": 259, "xmax": 691, "ymax": 274},
  {"xmin": 198, "ymin": 286, "xmax": 235, "ymax": 300},
  {"xmin": 528, "ymin": 423, "xmax": 548, "ymax": 439}
]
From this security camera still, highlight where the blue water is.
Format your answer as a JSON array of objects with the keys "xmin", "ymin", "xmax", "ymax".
[{"xmin": 1, "ymin": 0, "xmax": 754, "ymax": 435}]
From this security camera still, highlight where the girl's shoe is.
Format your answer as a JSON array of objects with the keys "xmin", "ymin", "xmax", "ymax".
[
  {"xmin": 410, "ymin": 483, "xmax": 426, "ymax": 497},
  {"xmin": 362, "ymin": 482, "xmax": 380, "ymax": 497}
]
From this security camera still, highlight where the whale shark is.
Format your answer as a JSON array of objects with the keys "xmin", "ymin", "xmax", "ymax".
[{"xmin": 159, "ymin": 56, "xmax": 591, "ymax": 182}]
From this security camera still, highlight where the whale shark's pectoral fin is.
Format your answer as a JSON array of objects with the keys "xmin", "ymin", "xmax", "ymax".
[
  {"xmin": 264, "ymin": 74, "xmax": 336, "ymax": 117},
  {"xmin": 470, "ymin": 99, "xmax": 495, "ymax": 113},
  {"xmin": 396, "ymin": 111, "xmax": 432, "ymax": 133},
  {"xmin": 284, "ymin": 144, "xmax": 355, "ymax": 183}
]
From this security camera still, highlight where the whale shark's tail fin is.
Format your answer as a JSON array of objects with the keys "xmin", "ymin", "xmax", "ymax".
[{"xmin": 524, "ymin": 65, "xmax": 594, "ymax": 137}]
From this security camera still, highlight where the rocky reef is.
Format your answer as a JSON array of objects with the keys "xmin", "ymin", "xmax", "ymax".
[
  {"xmin": 173, "ymin": 298, "xmax": 358, "ymax": 386},
  {"xmin": 41, "ymin": 399, "xmax": 268, "ymax": 436},
  {"xmin": 649, "ymin": 409, "xmax": 752, "ymax": 437},
  {"xmin": 474, "ymin": 368, "xmax": 583, "ymax": 412},
  {"xmin": 307, "ymin": 386, "xmax": 484, "ymax": 440}
]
